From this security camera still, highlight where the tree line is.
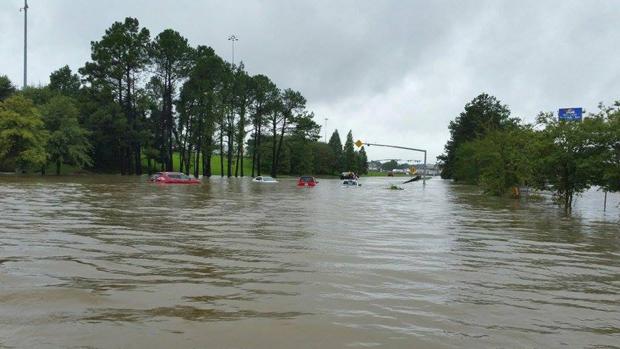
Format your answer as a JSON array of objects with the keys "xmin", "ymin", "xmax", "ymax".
[
  {"xmin": 0, "ymin": 17, "xmax": 368, "ymax": 177},
  {"xmin": 438, "ymin": 93, "xmax": 620, "ymax": 211}
]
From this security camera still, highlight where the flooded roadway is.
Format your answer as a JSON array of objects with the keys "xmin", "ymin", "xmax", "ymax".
[{"xmin": 0, "ymin": 176, "xmax": 618, "ymax": 348}]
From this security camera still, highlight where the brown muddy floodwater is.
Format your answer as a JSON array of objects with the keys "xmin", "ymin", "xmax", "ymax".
[{"xmin": 0, "ymin": 176, "xmax": 619, "ymax": 348}]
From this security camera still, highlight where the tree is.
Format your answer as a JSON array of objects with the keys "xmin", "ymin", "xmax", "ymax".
[
  {"xmin": 150, "ymin": 29, "xmax": 192, "ymax": 171},
  {"xmin": 343, "ymin": 130, "xmax": 357, "ymax": 172},
  {"xmin": 381, "ymin": 160, "xmax": 399, "ymax": 171},
  {"xmin": 532, "ymin": 112, "xmax": 603, "ymax": 211},
  {"xmin": 311, "ymin": 142, "xmax": 335, "ymax": 175},
  {"xmin": 233, "ymin": 64, "xmax": 251, "ymax": 177},
  {"xmin": 49, "ymin": 66, "xmax": 81, "ymax": 97},
  {"xmin": 357, "ymin": 146, "xmax": 368, "ymax": 174},
  {"xmin": 0, "ymin": 75, "xmax": 16, "ymax": 101},
  {"xmin": 40, "ymin": 96, "xmax": 92, "ymax": 175},
  {"xmin": 453, "ymin": 125, "xmax": 535, "ymax": 196},
  {"xmin": 587, "ymin": 102, "xmax": 620, "ymax": 195},
  {"xmin": 328, "ymin": 130, "xmax": 343, "ymax": 173},
  {"xmin": 177, "ymin": 45, "xmax": 227, "ymax": 177},
  {"xmin": 272, "ymin": 89, "xmax": 306, "ymax": 177},
  {"xmin": 248, "ymin": 74, "xmax": 278, "ymax": 177},
  {"xmin": 80, "ymin": 17, "xmax": 150, "ymax": 175},
  {"xmin": 439, "ymin": 93, "xmax": 514, "ymax": 179},
  {"xmin": 0, "ymin": 96, "xmax": 48, "ymax": 171}
]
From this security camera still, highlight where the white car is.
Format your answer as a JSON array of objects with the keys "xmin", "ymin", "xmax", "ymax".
[{"xmin": 252, "ymin": 176, "xmax": 278, "ymax": 183}]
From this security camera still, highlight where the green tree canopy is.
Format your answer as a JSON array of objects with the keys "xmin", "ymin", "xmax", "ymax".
[
  {"xmin": 439, "ymin": 93, "xmax": 514, "ymax": 179},
  {"xmin": 531, "ymin": 112, "xmax": 606, "ymax": 211},
  {"xmin": 453, "ymin": 125, "xmax": 535, "ymax": 196},
  {"xmin": 150, "ymin": 29, "xmax": 192, "ymax": 171},
  {"xmin": 343, "ymin": 130, "xmax": 357, "ymax": 173},
  {"xmin": 0, "ymin": 95, "xmax": 48, "ymax": 171},
  {"xmin": 0, "ymin": 75, "xmax": 16, "ymax": 101},
  {"xmin": 49, "ymin": 66, "xmax": 81, "ymax": 97},
  {"xmin": 358, "ymin": 146, "xmax": 368, "ymax": 174},
  {"xmin": 40, "ymin": 96, "xmax": 92, "ymax": 175},
  {"xmin": 328, "ymin": 129, "xmax": 343, "ymax": 173}
]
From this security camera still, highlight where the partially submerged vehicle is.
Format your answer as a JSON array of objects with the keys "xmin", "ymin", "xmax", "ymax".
[
  {"xmin": 253, "ymin": 176, "xmax": 278, "ymax": 183},
  {"xmin": 297, "ymin": 176, "xmax": 318, "ymax": 187},
  {"xmin": 342, "ymin": 179, "xmax": 361, "ymax": 187},
  {"xmin": 149, "ymin": 172, "xmax": 201, "ymax": 184}
]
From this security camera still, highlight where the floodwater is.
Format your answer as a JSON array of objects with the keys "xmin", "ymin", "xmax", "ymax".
[{"xmin": 0, "ymin": 175, "xmax": 618, "ymax": 349}]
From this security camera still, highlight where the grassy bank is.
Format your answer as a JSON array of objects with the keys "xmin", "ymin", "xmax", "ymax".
[{"xmin": 146, "ymin": 154, "xmax": 254, "ymax": 176}]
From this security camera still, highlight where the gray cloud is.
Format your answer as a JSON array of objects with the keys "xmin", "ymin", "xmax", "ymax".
[{"xmin": 1, "ymin": 0, "xmax": 618, "ymax": 162}]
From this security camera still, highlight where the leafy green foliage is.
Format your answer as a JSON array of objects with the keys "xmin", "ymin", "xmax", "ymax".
[
  {"xmin": 49, "ymin": 66, "xmax": 81, "ymax": 97},
  {"xmin": 358, "ymin": 146, "xmax": 369, "ymax": 174},
  {"xmin": 2, "ymin": 18, "xmax": 364, "ymax": 178},
  {"xmin": 439, "ymin": 93, "xmax": 514, "ymax": 179},
  {"xmin": 328, "ymin": 130, "xmax": 344, "ymax": 173},
  {"xmin": 454, "ymin": 126, "xmax": 535, "ymax": 195},
  {"xmin": 343, "ymin": 130, "xmax": 357, "ymax": 173},
  {"xmin": 0, "ymin": 75, "xmax": 16, "ymax": 101},
  {"xmin": 531, "ymin": 112, "xmax": 604, "ymax": 210},
  {"xmin": 40, "ymin": 96, "xmax": 92, "ymax": 174},
  {"xmin": 0, "ymin": 96, "xmax": 48, "ymax": 171},
  {"xmin": 79, "ymin": 17, "xmax": 151, "ymax": 175}
]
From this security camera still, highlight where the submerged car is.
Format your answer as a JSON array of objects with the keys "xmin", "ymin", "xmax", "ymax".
[
  {"xmin": 297, "ymin": 176, "xmax": 318, "ymax": 187},
  {"xmin": 342, "ymin": 179, "xmax": 361, "ymax": 187},
  {"xmin": 149, "ymin": 172, "xmax": 201, "ymax": 184},
  {"xmin": 252, "ymin": 176, "xmax": 278, "ymax": 183}
]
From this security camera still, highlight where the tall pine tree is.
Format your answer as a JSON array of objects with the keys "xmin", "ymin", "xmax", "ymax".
[{"xmin": 327, "ymin": 130, "xmax": 343, "ymax": 174}]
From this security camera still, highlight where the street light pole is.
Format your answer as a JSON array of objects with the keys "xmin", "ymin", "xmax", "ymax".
[
  {"xmin": 324, "ymin": 118, "xmax": 328, "ymax": 142},
  {"xmin": 228, "ymin": 35, "xmax": 238, "ymax": 67},
  {"xmin": 20, "ymin": 0, "xmax": 28, "ymax": 89},
  {"xmin": 226, "ymin": 35, "xmax": 238, "ymax": 178}
]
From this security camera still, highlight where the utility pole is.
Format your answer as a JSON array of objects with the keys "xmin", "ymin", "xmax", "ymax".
[
  {"xmin": 324, "ymin": 118, "xmax": 328, "ymax": 142},
  {"xmin": 226, "ymin": 35, "xmax": 238, "ymax": 177},
  {"xmin": 20, "ymin": 0, "xmax": 29, "ymax": 89},
  {"xmin": 228, "ymin": 35, "xmax": 238, "ymax": 67}
]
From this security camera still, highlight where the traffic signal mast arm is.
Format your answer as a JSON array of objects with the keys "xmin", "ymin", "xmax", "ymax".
[
  {"xmin": 363, "ymin": 143, "xmax": 426, "ymax": 153},
  {"xmin": 355, "ymin": 141, "xmax": 428, "ymax": 180}
]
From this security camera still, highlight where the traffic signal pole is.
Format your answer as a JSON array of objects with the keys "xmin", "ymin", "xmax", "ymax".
[{"xmin": 356, "ymin": 141, "xmax": 428, "ymax": 183}]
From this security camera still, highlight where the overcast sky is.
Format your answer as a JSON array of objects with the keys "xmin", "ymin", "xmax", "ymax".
[{"xmin": 1, "ymin": 1, "xmax": 619, "ymax": 162}]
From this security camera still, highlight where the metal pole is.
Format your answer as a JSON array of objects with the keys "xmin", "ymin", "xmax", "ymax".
[
  {"xmin": 228, "ymin": 35, "xmax": 238, "ymax": 67},
  {"xmin": 604, "ymin": 191, "xmax": 607, "ymax": 211},
  {"xmin": 361, "ymin": 142, "xmax": 428, "ymax": 184},
  {"xmin": 324, "ymin": 118, "xmax": 328, "ymax": 142},
  {"xmin": 21, "ymin": 0, "xmax": 28, "ymax": 89},
  {"xmin": 423, "ymin": 150, "xmax": 427, "ymax": 184}
]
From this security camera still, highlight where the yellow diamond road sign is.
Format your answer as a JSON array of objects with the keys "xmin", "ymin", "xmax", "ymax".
[{"xmin": 354, "ymin": 140, "xmax": 364, "ymax": 148}]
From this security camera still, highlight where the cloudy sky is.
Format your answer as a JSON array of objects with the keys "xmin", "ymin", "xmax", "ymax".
[{"xmin": 1, "ymin": 1, "xmax": 619, "ymax": 162}]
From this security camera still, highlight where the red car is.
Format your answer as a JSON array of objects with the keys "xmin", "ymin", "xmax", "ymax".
[
  {"xmin": 149, "ymin": 172, "xmax": 201, "ymax": 184},
  {"xmin": 297, "ymin": 176, "xmax": 318, "ymax": 187}
]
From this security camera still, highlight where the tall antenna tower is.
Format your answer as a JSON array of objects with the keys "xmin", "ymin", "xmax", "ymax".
[{"xmin": 20, "ymin": 0, "xmax": 28, "ymax": 89}]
